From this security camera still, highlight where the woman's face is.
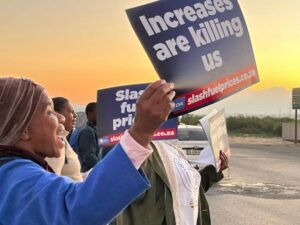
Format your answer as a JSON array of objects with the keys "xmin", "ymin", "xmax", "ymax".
[
  {"xmin": 59, "ymin": 102, "xmax": 77, "ymax": 132},
  {"xmin": 27, "ymin": 92, "xmax": 66, "ymax": 158}
]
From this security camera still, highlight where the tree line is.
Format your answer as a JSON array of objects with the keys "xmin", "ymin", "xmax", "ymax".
[{"xmin": 181, "ymin": 114, "xmax": 295, "ymax": 137}]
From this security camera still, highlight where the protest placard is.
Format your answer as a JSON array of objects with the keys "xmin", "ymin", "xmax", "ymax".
[
  {"xmin": 97, "ymin": 83, "xmax": 178, "ymax": 146},
  {"xmin": 127, "ymin": 0, "xmax": 259, "ymax": 117},
  {"xmin": 199, "ymin": 108, "xmax": 230, "ymax": 171}
]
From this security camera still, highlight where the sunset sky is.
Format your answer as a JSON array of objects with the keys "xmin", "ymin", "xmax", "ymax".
[{"xmin": 0, "ymin": 0, "xmax": 299, "ymax": 105}]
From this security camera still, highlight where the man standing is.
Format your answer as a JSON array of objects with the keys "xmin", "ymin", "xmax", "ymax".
[{"xmin": 77, "ymin": 102, "xmax": 100, "ymax": 173}]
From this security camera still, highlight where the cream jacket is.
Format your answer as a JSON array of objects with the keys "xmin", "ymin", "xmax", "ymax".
[{"xmin": 46, "ymin": 131, "xmax": 83, "ymax": 182}]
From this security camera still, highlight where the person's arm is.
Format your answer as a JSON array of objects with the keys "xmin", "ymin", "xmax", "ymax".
[
  {"xmin": 0, "ymin": 144, "xmax": 150, "ymax": 225},
  {"xmin": 200, "ymin": 165, "xmax": 224, "ymax": 192},
  {"xmin": 120, "ymin": 130, "xmax": 152, "ymax": 169},
  {"xmin": 77, "ymin": 128, "xmax": 99, "ymax": 170},
  {"xmin": 200, "ymin": 151, "xmax": 228, "ymax": 192}
]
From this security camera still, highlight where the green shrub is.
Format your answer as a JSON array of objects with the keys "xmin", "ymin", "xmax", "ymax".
[
  {"xmin": 181, "ymin": 114, "xmax": 295, "ymax": 137},
  {"xmin": 226, "ymin": 116, "xmax": 294, "ymax": 137}
]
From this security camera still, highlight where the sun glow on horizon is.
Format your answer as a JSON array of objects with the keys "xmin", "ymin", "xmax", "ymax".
[{"xmin": 0, "ymin": 0, "xmax": 299, "ymax": 104}]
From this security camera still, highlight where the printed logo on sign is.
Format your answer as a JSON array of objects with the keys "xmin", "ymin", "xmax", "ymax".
[
  {"xmin": 173, "ymin": 97, "xmax": 185, "ymax": 112},
  {"xmin": 99, "ymin": 137, "xmax": 109, "ymax": 146}
]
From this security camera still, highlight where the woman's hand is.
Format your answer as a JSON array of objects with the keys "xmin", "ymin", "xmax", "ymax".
[
  {"xmin": 128, "ymin": 80, "xmax": 175, "ymax": 148},
  {"xmin": 219, "ymin": 150, "xmax": 229, "ymax": 171}
]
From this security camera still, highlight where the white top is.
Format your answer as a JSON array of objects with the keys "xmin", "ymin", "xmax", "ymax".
[{"xmin": 154, "ymin": 141, "xmax": 201, "ymax": 225}]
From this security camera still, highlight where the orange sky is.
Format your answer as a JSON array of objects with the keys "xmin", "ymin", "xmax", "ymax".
[{"xmin": 0, "ymin": 0, "xmax": 299, "ymax": 104}]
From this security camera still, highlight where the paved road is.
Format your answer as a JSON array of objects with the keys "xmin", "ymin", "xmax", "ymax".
[{"xmin": 208, "ymin": 142, "xmax": 300, "ymax": 225}]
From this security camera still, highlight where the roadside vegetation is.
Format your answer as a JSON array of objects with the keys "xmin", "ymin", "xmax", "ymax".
[{"xmin": 181, "ymin": 114, "xmax": 295, "ymax": 137}]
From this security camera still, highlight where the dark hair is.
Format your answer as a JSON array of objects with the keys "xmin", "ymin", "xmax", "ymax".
[
  {"xmin": 52, "ymin": 97, "xmax": 69, "ymax": 113},
  {"xmin": 85, "ymin": 102, "xmax": 96, "ymax": 115}
]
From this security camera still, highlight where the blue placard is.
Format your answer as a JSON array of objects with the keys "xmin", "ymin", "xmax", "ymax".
[
  {"xmin": 97, "ymin": 83, "xmax": 178, "ymax": 146},
  {"xmin": 126, "ymin": 0, "xmax": 259, "ymax": 117}
]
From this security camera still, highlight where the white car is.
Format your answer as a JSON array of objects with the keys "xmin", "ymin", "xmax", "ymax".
[{"xmin": 177, "ymin": 124, "xmax": 209, "ymax": 168}]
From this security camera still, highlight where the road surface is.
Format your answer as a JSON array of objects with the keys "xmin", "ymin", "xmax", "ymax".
[{"xmin": 208, "ymin": 141, "xmax": 300, "ymax": 225}]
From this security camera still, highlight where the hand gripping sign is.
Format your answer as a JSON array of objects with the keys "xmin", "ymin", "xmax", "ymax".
[
  {"xmin": 97, "ymin": 83, "xmax": 178, "ymax": 146},
  {"xmin": 126, "ymin": 0, "xmax": 259, "ymax": 118}
]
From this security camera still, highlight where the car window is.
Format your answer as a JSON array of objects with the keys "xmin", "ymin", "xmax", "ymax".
[{"xmin": 178, "ymin": 128, "xmax": 207, "ymax": 141}]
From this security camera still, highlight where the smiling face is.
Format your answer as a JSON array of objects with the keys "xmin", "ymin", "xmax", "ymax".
[{"xmin": 25, "ymin": 91, "xmax": 66, "ymax": 158}]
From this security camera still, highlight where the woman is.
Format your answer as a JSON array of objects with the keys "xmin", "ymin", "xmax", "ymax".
[
  {"xmin": 113, "ymin": 140, "xmax": 228, "ymax": 225},
  {"xmin": 0, "ymin": 77, "xmax": 175, "ymax": 225},
  {"xmin": 45, "ymin": 97, "xmax": 82, "ymax": 181}
]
